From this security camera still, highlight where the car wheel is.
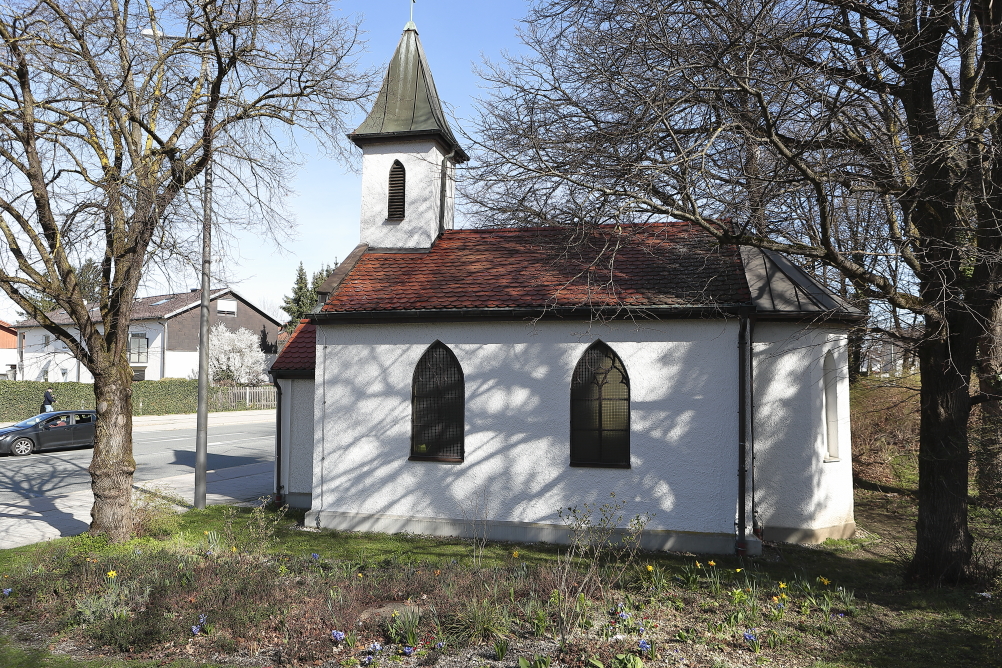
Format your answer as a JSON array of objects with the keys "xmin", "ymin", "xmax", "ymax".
[{"xmin": 10, "ymin": 438, "xmax": 34, "ymax": 456}]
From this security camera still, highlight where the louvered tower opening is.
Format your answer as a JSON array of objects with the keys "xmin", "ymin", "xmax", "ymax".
[{"xmin": 388, "ymin": 160, "xmax": 406, "ymax": 219}]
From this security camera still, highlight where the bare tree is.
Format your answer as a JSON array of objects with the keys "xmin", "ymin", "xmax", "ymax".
[
  {"xmin": 0, "ymin": 0, "xmax": 371, "ymax": 541},
  {"xmin": 466, "ymin": 0, "xmax": 1002, "ymax": 583}
]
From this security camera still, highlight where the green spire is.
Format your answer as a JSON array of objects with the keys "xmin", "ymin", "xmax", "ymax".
[{"xmin": 349, "ymin": 23, "xmax": 468, "ymax": 162}]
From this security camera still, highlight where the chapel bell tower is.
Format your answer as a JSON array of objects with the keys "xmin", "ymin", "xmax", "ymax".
[{"xmin": 348, "ymin": 22, "xmax": 469, "ymax": 249}]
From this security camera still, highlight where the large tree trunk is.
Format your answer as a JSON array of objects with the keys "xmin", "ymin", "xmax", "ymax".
[
  {"xmin": 975, "ymin": 299, "xmax": 1002, "ymax": 509},
  {"xmin": 907, "ymin": 321, "xmax": 975, "ymax": 584},
  {"xmin": 89, "ymin": 364, "xmax": 136, "ymax": 542}
]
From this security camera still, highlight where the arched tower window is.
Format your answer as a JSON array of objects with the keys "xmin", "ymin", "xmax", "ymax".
[
  {"xmin": 411, "ymin": 341, "xmax": 464, "ymax": 461},
  {"xmin": 388, "ymin": 160, "xmax": 406, "ymax": 219},
  {"xmin": 570, "ymin": 341, "xmax": 630, "ymax": 467},
  {"xmin": 823, "ymin": 350, "xmax": 839, "ymax": 460}
]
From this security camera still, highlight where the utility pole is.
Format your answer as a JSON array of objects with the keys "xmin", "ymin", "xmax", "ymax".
[{"xmin": 194, "ymin": 157, "xmax": 212, "ymax": 509}]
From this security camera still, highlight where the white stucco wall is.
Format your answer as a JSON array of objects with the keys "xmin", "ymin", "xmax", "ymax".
[
  {"xmin": 358, "ymin": 141, "xmax": 455, "ymax": 248},
  {"xmin": 752, "ymin": 322, "xmax": 855, "ymax": 542},
  {"xmin": 310, "ymin": 319, "xmax": 746, "ymax": 549},
  {"xmin": 277, "ymin": 377, "xmax": 315, "ymax": 508}
]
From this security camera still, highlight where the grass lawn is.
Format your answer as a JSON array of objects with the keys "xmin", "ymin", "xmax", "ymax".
[{"xmin": 0, "ymin": 378, "xmax": 999, "ymax": 668}]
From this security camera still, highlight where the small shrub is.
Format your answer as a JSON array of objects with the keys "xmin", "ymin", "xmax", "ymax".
[
  {"xmin": 447, "ymin": 597, "xmax": 509, "ymax": 644},
  {"xmin": 132, "ymin": 486, "xmax": 185, "ymax": 537},
  {"xmin": 387, "ymin": 607, "xmax": 421, "ymax": 645}
]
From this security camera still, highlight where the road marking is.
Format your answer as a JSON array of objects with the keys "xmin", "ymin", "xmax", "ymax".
[{"xmin": 134, "ymin": 432, "xmax": 250, "ymax": 443}]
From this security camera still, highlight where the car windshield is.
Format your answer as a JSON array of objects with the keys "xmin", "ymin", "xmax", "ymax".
[{"xmin": 13, "ymin": 414, "xmax": 46, "ymax": 428}]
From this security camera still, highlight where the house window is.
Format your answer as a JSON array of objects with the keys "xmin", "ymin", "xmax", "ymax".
[
  {"xmin": 216, "ymin": 299, "xmax": 237, "ymax": 316},
  {"xmin": 128, "ymin": 333, "xmax": 148, "ymax": 364},
  {"xmin": 388, "ymin": 160, "xmax": 406, "ymax": 219},
  {"xmin": 823, "ymin": 350, "xmax": 839, "ymax": 460},
  {"xmin": 411, "ymin": 341, "xmax": 464, "ymax": 462},
  {"xmin": 43, "ymin": 335, "xmax": 50, "ymax": 349},
  {"xmin": 570, "ymin": 341, "xmax": 630, "ymax": 468}
]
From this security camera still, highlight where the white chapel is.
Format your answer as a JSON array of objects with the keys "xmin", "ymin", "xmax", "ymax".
[{"xmin": 270, "ymin": 22, "xmax": 861, "ymax": 555}]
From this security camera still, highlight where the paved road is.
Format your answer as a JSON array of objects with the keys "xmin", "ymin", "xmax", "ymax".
[{"xmin": 0, "ymin": 421, "xmax": 274, "ymax": 505}]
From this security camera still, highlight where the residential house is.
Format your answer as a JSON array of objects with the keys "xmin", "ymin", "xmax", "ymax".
[
  {"xmin": 0, "ymin": 320, "xmax": 16, "ymax": 379},
  {"xmin": 17, "ymin": 289, "xmax": 281, "ymax": 382}
]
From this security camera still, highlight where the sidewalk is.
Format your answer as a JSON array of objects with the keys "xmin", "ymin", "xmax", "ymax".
[
  {"xmin": 1, "ymin": 409, "xmax": 275, "ymax": 431},
  {"xmin": 132, "ymin": 409, "xmax": 275, "ymax": 432},
  {"xmin": 0, "ymin": 462, "xmax": 274, "ymax": 550}
]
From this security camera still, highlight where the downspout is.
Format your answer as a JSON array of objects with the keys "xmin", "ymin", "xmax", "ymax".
[
  {"xmin": 161, "ymin": 319, "xmax": 168, "ymax": 379},
  {"xmin": 736, "ymin": 309, "xmax": 751, "ymax": 555},
  {"xmin": 748, "ymin": 313, "xmax": 760, "ymax": 541},
  {"xmin": 272, "ymin": 376, "xmax": 284, "ymax": 504}
]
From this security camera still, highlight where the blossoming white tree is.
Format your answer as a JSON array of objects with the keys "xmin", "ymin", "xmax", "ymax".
[{"xmin": 207, "ymin": 323, "xmax": 267, "ymax": 385}]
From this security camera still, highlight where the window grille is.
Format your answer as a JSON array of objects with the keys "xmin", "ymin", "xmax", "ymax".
[
  {"xmin": 570, "ymin": 341, "xmax": 630, "ymax": 467},
  {"xmin": 128, "ymin": 333, "xmax": 148, "ymax": 364},
  {"xmin": 411, "ymin": 341, "xmax": 464, "ymax": 461},
  {"xmin": 388, "ymin": 160, "xmax": 406, "ymax": 219}
]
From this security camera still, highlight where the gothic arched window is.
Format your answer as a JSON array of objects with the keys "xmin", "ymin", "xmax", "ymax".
[
  {"xmin": 388, "ymin": 160, "xmax": 406, "ymax": 219},
  {"xmin": 411, "ymin": 341, "xmax": 464, "ymax": 461},
  {"xmin": 570, "ymin": 341, "xmax": 630, "ymax": 467}
]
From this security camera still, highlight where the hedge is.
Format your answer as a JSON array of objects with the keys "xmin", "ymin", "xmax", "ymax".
[{"xmin": 0, "ymin": 380, "xmax": 269, "ymax": 422}]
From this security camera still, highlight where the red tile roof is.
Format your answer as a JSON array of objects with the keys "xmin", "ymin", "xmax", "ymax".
[
  {"xmin": 0, "ymin": 319, "xmax": 13, "ymax": 330},
  {"xmin": 271, "ymin": 320, "xmax": 316, "ymax": 371},
  {"xmin": 322, "ymin": 224, "xmax": 750, "ymax": 313}
]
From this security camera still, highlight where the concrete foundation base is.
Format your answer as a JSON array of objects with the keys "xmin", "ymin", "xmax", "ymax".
[
  {"xmin": 305, "ymin": 509, "xmax": 761, "ymax": 555},
  {"xmin": 763, "ymin": 521, "xmax": 856, "ymax": 545}
]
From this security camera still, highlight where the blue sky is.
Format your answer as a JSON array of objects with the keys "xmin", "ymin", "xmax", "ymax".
[{"xmin": 0, "ymin": 0, "xmax": 530, "ymax": 324}]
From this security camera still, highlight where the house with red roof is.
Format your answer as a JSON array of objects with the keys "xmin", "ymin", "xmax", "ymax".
[
  {"xmin": 270, "ymin": 22, "xmax": 863, "ymax": 555},
  {"xmin": 0, "ymin": 319, "xmax": 17, "ymax": 379}
]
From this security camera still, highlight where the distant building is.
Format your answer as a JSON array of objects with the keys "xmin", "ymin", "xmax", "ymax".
[
  {"xmin": 0, "ymin": 320, "xmax": 16, "ymax": 379},
  {"xmin": 16, "ymin": 289, "xmax": 281, "ymax": 382}
]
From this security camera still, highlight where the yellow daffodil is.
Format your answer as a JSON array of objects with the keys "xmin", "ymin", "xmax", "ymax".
[
  {"xmin": 512, "ymin": 551, "xmax": 519, "ymax": 558},
  {"xmin": 204, "ymin": 531, "xmax": 209, "ymax": 535},
  {"xmin": 780, "ymin": 593, "xmax": 788, "ymax": 600},
  {"xmin": 735, "ymin": 568, "xmax": 743, "ymax": 573},
  {"xmin": 231, "ymin": 547, "xmax": 237, "ymax": 553},
  {"xmin": 696, "ymin": 561, "xmax": 702, "ymax": 568},
  {"xmin": 778, "ymin": 581, "xmax": 787, "ymax": 589},
  {"xmin": 106, "ymin": 571, "xmax": 117, "ymax": 579},
  {"xmin": 708, "ymin": 561, "xmax": 716, "ymax": 567},
  {"xmin": 819, "ymin": 576, "xmax": 831, "ymax": 586},
  {"xmin": 646, "ymin": 564, "xmax": 654, "ymax": 572},
  {"xmin": 771, "ymin": 596, "xmax": 779, "ymax": 603},
  {"xmin": 357, "ymin": 573, "xmax": 363, "ymax": 578}
]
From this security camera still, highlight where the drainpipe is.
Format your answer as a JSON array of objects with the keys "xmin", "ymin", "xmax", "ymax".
[
  {"xmin": 748, "ymin": 314, "xmax": 761, "ymax": 542},
  {"xmin": 736, "ymin": 309, "xmax": 751, "ymax": 556},
  {"xmin": 272, "ymin": 376, "xmax": 284, "ymax": 504},
  {"xmin": 160, "ymin": 319, "xmax": 168, "ymax": 379}
]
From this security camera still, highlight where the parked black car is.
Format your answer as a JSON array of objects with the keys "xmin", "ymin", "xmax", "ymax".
[{"xmin": 0, "ymin": 410, "xmax": 97, "ymax": 456}]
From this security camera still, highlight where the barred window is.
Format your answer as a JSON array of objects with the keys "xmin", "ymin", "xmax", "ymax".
[
  {"xmin": 570, "ymin": 341, "xmax": 630, "ymax": 467},
  {"xmin": 388, "ymin": 160, "xmax": 406, "ymax": 219},
  {"xmin": 411, "ymin": 341, "xmax": 464, "ymax": 462}
]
